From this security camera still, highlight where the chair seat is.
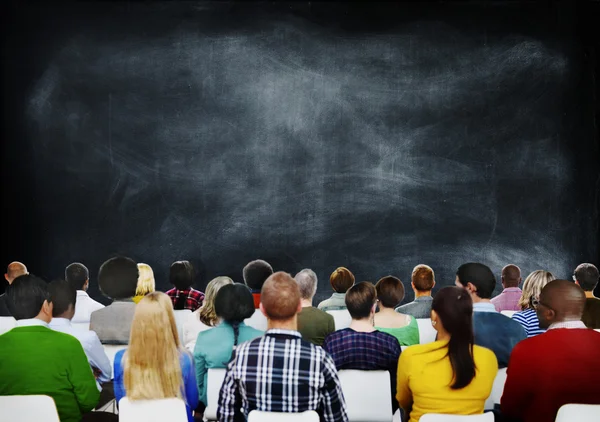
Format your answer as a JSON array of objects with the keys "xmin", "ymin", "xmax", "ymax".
[
  {"xmin": 118, "ymin": 397, "xmax": 187, "ymax": 422},
  {"xmin": 248, "ymin": 410, "xmax": 320, "ymax": 422},
  {"xmin": 0, "ymin": 395, "xmax": 60, "ymax": 422},
  {"xmin": 555, "ymin": 403, "xmax": 600, "ymax": 422},
  {"xmin": 204, "ymin": 368, "xmax": 227, "ymax": 421},
  {"xmin": 326, "ymin": 310, "xmax": 352, "ymax": 330},
  {"xmin": 338, "ymin": 369, "xmax": 392, "ymax": 422}
]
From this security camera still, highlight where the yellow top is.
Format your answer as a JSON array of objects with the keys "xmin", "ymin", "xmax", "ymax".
[
  {"xmin": 396, "ymin": 340, "xmax": 498, "ymax": 422},
  {"xmin": 132, "ymin": 295, "xmax": 144, "ymax": 304}
]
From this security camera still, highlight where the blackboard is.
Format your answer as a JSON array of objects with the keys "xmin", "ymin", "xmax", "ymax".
[{"xmin": 2, "ymin": 2, "xmax": 599, "ymax": 304}]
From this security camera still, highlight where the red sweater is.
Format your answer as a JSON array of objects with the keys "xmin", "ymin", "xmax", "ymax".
[{"xmin": 501, "ymin": 328, "xmax": 600, "ymax": 422}]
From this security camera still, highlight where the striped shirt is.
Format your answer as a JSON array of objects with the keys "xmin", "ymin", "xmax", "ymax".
[
  {"xmin": 512, "ymin": 308, "xmax": 546, "ymax": 337},
  {"xmin": 217, "ymin": 329, "xmax": 348, "ymax": 422}
]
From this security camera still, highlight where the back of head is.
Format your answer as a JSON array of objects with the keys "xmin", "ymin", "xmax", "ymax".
[
  {"xmin": 519, "ymin": 270, "xmax": 555, "ymax": 310},
  {"xmin": 125, "ymin": 291, "xmax": 182, "ymax": 400},
  {"xmin": 375, "ymin": 276, "xmax": 405, "ymax": 308},
  {"xmin": 98, "ymin": 256, "xmax": 139, "ymax": 300},
  {"xmin": 537, "ymin": 279, "xmax": 587, "ymax": 329},
  {"xmin": 5, "ymin": 261, "xmax": 28, "ymax": 283},
  {"xmin": 345, "ymin": 282, "xmax": 377, "ymax": 320},
  {"xmin": 261, "ymin": 272, "xmax": 300, "ymax": 321},
  {"xmin": 169, "ymin": 260, "xmax": 194, "ymax": 290},
  {"xmin": 411, "ymin": 264, "xmax": 435, "ymax": 292},
  {"xmin": 65, "ymin": 262, "xmax": 89, "ymax": 291},
  {"xmin": 6, "ymin": 274, "xmax": 50, "ymax": 320},
  {"xmin": 243, "ymin": 259, "xmax": 273, "ymax": 291},
  {"xmin": 215, "ymin": 283, "xmax": 255, "ymax": 323},
  {"xmin": 329, "ymin": 267, "xmax": 355, "ymax": 293},
  {"xmin": 456, "ymin": 262, "xmax": 496, "ymax": 299},
  {"xmin": 574, "ymin": 263, "xmax": 599, "ymax": 292},
  {"xmin": 199, "ymin": 276, "xmax": 234, "ymax": 326},
  {"xmin": 48, "ymin": 279, "xmax": 76, "ymax": 318},
  {"xmin": 432, "ymin": 286, "xmax": 475, "ymax": 389},
  {"xmin": 294, "ymin": 269, "xmax": 318, "ymax": 300},
  {"xmin": 135, "ymin": 263, "xmax": 156, "ymax": 297},
  {"xmin": 501, "ymin": 264, "xmax": 521, "ymax": 288}
]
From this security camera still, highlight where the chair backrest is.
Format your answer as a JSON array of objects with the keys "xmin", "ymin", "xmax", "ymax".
[
  {"xmin": 326, "ymin": 310, "xmax": 352, "ymax": 331},
  {"xmin": 0, "ymin": 395, "xmax": 60, "ymax": 422},
  {"xmin": 484, "ymin": 368, "xmax": 507, "ymax": 410},
  {"xmin": 416, "ymin": 318, "xmax": 437, "ymax": 344},
  {"xmin": 555, "ymin": 404, "xmax": 600, "ymax": 422},
  {"xmin": 71, "ymin": 321, "xmax": 90, "ymax": 331},
  {"xmin": 500, "ymin": 311, "xmax": 516, "ymax": 318},
  {"xmin": 245, "ymin": 309, "xmax": 268, "ymax": 331},
  {"xmin": 204, "ymin": 368, "xmax": 227, "ymax": 421},
  {"xmin": 337, "ymin": 370, "xmax": 392, "ymax": 422},
  {"xmin": 103, "ymin": 344, "xmax": 127, "ymax": 370},
  {"xmin": 119, "ymin": 397, "xmax": 187, "ymax": 422},
  {"xmin": 248, "ymin": 410, "xmax": 320, "ymax": 422},
  {"xmin": 420, "ymin": 412, "xmax": 494, "ymax": 421},
  {"xmin": 173, "ymin": 309, "xmax": 192, "ymax": 344},
  {"xmin": 0, "ymin": 316, "xmax": 16, "ymax": 335},
  {"xmin": 595, "ymin": 329, "xmax": 600, "ymax": 333}
]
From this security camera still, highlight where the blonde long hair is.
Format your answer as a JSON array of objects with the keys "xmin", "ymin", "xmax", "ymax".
[
  {"xmin": 135, "ymin": 263, "xmax": 156, "ymax": 297},
  {"xmin": 518, "ymin": 270, "xmax": 556, "ymax": 310},
  {"xmin": 198, "ymin": 276, "xmax": 234, "ymax": 326},
  {"xmin": 124, "ymin": 292, "xmax": 183, "ymax": 400}
]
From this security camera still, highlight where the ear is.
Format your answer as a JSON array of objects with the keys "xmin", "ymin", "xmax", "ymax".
[
  {"xmin": 411, "ymin": 282, "xmax": 416, "ymax": 290},
  {"xmin": 4, "ymin": 274, "xmax": 8, "ymax": 283},
  {"xmin": 575, "ymin": 280, "xmax": 580, "ymax": 286},
  {"xmin": 296, "ymin": 299, "xmax": 303, "ymax": 314},
  {"xmin": 466, "ymin": 282, "xmax": 477, "ymax": 294},
  {"xmin": 42, "ymin": 300, "xmax": 53, "ymax": 319},
  {"xmin": 84, "ymin": 279, "xmax": 89, "ymax": 290},
  {"xmin": 259, "ymin": 302, "xmax": 268, "ymax": 317},
  {"xmin": 431, "ymin": 280, "xmax": 435, "ymax": 289}
]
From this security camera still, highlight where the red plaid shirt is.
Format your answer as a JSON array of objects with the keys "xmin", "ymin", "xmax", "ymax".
[{"xmin": 166, "ymin": 287, "xmax": 205, "ymax": 311}]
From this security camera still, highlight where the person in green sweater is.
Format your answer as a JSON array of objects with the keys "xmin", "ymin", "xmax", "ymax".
[
  {"xmin": 295, "ymin": 269, "xmax": 335, "ymax": 346},
  {"xmin": 0, "ymin": 274, "xmax": 100, "ymax": 422}
]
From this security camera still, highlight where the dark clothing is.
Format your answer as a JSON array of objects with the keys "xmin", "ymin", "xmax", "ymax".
[
  {"xmin": 473, "ymin": 311, "xmax": 527, "ymax": 368},
  {"xmin": 166, "ymin": 287, "xmax": 205, "ymax": 312},
  {"xmin": 582, "ymin": 297, "xmax": 600, "ymax": 329},
  {"xmin": 297, "ymin": 306, "xmax": 335, "ymax": 346},
  {"xmin": 0, "ymin": 294, "xmax": 11, "ymax": 316}
]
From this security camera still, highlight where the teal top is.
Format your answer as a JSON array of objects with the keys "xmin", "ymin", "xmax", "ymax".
[
  {"xmin": 376, "ymin": 315, "xmax": 420, "ymax": 346},
  {"xmin": 193, "ymin": 321, "xmax": 263, "ymax": 404}
]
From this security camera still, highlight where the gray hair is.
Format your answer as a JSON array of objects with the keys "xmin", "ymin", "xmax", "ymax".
[{"xmin": 294, "ymin": 269, "xmax": 318, "ymax": 300}]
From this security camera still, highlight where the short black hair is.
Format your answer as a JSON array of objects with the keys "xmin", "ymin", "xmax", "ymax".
[
  {"xmin": 98, "ymin": 256, "xmax": 139, "ymax": 299},
  {"xmin": 242, "ymin": 259, "xmax": 273, "ymax": 291},
  {"xmin": 65, "ymin": 262, "xmax": 89, "ymax": 290},
  {"xmin": 169, "ymin": 260, "xmax": 195, "ymax": 290},
  {"xmin": 49, "ymin": 279, "xmax": 76, "ymax": 317},
  {"xmin": 456, "ymin": 263, "xmax": 496, "ymax": 299},
  {"xmin": 574, "ymin": 263, "xmax": 599, "ymax": 292},
  {"xmin": 214, "ymin": 283, "xmax": 255, "ymax": 323},
  {"xmin": 6, "ymin": 274, "xmax": 51, "ymax": 320}
]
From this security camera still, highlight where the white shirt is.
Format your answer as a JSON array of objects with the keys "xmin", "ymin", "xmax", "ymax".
[
  {"xmin": 72, "ymin": 291, "xmax": 105, "ymax": 324},
  {"xmin": 182, "ymin": 309, "xmax": 214, "ymax": 352},
  {"xmin": 49, "ymin": 317, "xmax": 112, "ymax": 384},
  {"xmin": 16, "ymin": 318, "xmax": 49, "ymax": 328}
]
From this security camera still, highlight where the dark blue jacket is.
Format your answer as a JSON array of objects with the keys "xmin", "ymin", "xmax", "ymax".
[{"xmin": 473, "ymin": 311, "xmax": 527, "ymax": 368}]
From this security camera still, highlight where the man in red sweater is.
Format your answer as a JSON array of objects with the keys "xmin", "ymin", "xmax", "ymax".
[{"xmin": 501, "ymin": 279, "xmax": 600, "ymax": 422}]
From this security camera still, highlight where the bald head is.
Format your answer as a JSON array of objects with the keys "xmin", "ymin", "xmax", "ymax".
[
  {"xmin": 260, "ymin": 271, "xmax": 301, "ymax": 321},
  {"xmin": 5, "ymin": 262, "xmax": 28, "ymax": 284},
  {"xmin": 501, "ymin": 264, "xmax": 521, "ymax": 288},
  {"xmin": 536, "ymin": 279, "xmax": 586, "ymax": 329}
]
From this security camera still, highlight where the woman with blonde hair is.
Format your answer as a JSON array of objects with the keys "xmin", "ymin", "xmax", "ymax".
[
  {"xmin": 182, "ymin": 276, "xmax": 234, "ymax": 350},
  {"xmin": 114, "ymin": 292, "xmax": 198, "ymax": 422},
  {"xmin": 132, "ymin": 263, "xmax": 155, "ymax": 304},
  {"xmin": 512, "ymin": 270, "xmax": 556, "ymax": 337}
]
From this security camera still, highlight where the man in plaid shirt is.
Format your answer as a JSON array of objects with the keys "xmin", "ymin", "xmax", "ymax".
[
  {"xmin": 165, "ymin": 260, "xmax": 205, "ymax": 311},
  {"xmin": 217, "ymin": 272, "xmax": 348, "ymax": 422}
]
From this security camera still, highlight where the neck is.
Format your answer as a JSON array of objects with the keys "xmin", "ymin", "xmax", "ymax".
[
  {"xmin": 378, "ymin": 306, "xmax": 397, "ymax": 315},
  {"xmin": 56, "ymin": 313, "xmax": 73, "ymax": 321},
  {"xmin": 267, "ymin": 316, "xmax": 298, "ymax": 331},
  {"xmin": 300, "ymin": 298, "xmax": 312, "ymax": 308},
  {"xmin": 471, "ymin": 296, "xmax": 490, "ymax": 304},
  {"xmin": 504, "ymin": 284, "xmax": 518, "ymax": 290},
  {"xmin": 413, "ymin": 290, "xmax": 431, "ymax": 298},
  {"xmin": 585, "ymin": 291, "xmax": 596, "ymax": 299},
  {"xmin": 349, "ymin": 317, "xmax": 375, "ymax": 332}
]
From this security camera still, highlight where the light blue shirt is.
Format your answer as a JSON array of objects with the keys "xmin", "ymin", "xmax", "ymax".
[
  {"xmin": 49, "ymin": 318, "xmax": 112, "ymax": 384},
  {"xmin": 473, "ymin": 302, "xmax": 497, "ymax": 313}
]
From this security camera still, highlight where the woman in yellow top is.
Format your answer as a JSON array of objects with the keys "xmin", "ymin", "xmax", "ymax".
[
  {"xmin": 396, "ymin": 286, "xmax": 498, "ymax": 422},
  {"xmin": 132, "ymin": 263, "xmax": 156, "ymax": 304}
]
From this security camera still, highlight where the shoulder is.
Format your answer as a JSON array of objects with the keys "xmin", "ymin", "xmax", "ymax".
[
  {"xmin": 396, "ymin": 301, "xmax": 416, "ymax": 311},
  {"xmin": 165, "ymin": 288, "xmax": 176, "ymax": 295},
  {"xmin": 473, "ymin": 344, "xmax": 498, "ymax": 365}
]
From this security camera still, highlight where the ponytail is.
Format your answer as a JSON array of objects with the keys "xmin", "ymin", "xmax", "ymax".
[
  {"xmin": 447, "ymin": 327, "xmax": 476, "ymax": 389},
  {"xmin": 174, "ymin": 292, "xmax": 187, "ymax": 310},
  {"xmin": 230, "ymin": 321, "xmax": 240, "ymax": 361}
]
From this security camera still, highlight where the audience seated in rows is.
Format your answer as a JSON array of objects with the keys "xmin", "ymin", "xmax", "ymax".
[
  {"xmin": 167, "ymin": 260, "xmax": 205, "ymax": 312},
  {"xmin": 396, "ymin": 286, "xmax": 498, "ymax": 422},
  {"xmin": 182, "ymin": 276, "xmax": 233, "ymax": 350},
  {"xmin": 90, "ymin": 256, "xmax": 139, "ymax": 344},
  {"xmin": 132, "ymin": 262, "xmax": 155, "ymax": 304},
  {"xmin": 574, "ymin": 263, "xmax": 600, "ymax": 328},
  {"xmin": 511, "ymin": 270, "xmax": 555, "ymax": 337},
  {"xmin": 48, "ymin": 279, "xmax": 112, "ymax": 386},
  {"xmin": 501, "ymin": 279, "xmax": 600, "ymax": 422},
  {"xmin": 317, "ymin": 266, "xmax": 355, "ymax": 311},
  {"xmin": 113, "ymin": 291, "xmax": 199, "ymax": 422},
  {"xmin": 395, "ymin": 264, "xmax": 434, "ymax": 319},
  {"xmin": 0, "ymin": 274, "xmax": 100, "ymax": 422},
  {"xmin": 243, "ymin": 259, "xmax": 273, "ymax": 308},
  {"xmin": 491, "ymin": 264, "xmax": 522, "ymax": 312},
  {"xmin": 218, "ymin": 272, "xmax": 348, "ymax": 422},
  {"xmin": 193, "ymin": 283, "xmax": 263, "ymax": 411},
  {"xmin": 65, "ymin": 262, "xmax": 104, "ymax": 324},
  {"xmin": 323, "ymin": 282, "xmax": 401, "ymax": 413},
  {"xmin": 374, "ymin": 276, "xmax": 420, "ymax": 345},
  {"xmin": 295, "ymin": 269, "xmax": 335, "ymax": 346},
  {"xmin": 456, "ymin": 263, "xmax": 526, "ymax": 368},
  {"xmin": 0, "ymin": 261, "xmax": 28, "ymax": 316}
]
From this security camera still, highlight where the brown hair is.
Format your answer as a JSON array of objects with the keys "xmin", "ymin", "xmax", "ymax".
[
  {"xmin": 345, "ymin": 282, "xmax": 377, "ymax": 319},
  {"xmin": 330, "ymin": 267, "xmax": 355, "ymax": 293},
  {"xmin": 261, "ymin": 272, "xmax": 300, "ymax": 321},
  {"xmin": 375, "ymin": 276, "xmax": 405, "ymax": 308},
  {"xmin": 412, "ymin": 264, "xmax": 435, "ymax": 291}
]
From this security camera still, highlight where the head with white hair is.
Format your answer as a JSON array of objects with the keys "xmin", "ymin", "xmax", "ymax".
[{"xmin": 294, "ymin": 269, "xmax": 318, "ymax": 301}]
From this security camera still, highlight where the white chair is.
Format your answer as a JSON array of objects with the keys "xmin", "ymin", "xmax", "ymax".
[
  {"xmin": 245, "ymin": 309, "xmax": 268, "ymax": 331},
  {"xmin": 327, "ymin": 310, "xmax": 352, "ymax": 330},
  {"xmin": 500, "ymin": 311, "xmax": 516, "ymax": 318},
  {"xmin": 555, "ymin": 404, "xmax": 600, "ymax": 422},
  {"xmin": 118, "ymin": 397, "xmax": 187, "ymax": 422},
  {"xmin": 248, "ymin": 410, "xmax": 320, "ymax": 421},
  {"xmin": 0, "ymin": 394, "xmax": 60, "ymax": 422},
  {"xmin": 484, "ymin": 368, "xmax": 507, "ymax": 410},
  {"xmin": 595, "ymin": 329, "xmax": 600, "ymax": 333},
  {"xmin": 416, "ymin": 318, "xmax": 437, "ymax": 344},
  {"xmin": 204, "ymin": 368, "xmax": 227, "ymax": 421},
  {"xmin": 71, "ymin": 321, "xmax": 90, "ymax": 331},
  {"xmin": 173, "ymin": 309, "xmax": 192, "ymax": 343},
  {"xmin": 338, "ymin": 370, "xmax": 392, "ymax": 422},
  {"xmin": 103, "ymin": 344, "xmax": 127, "ymax": 369},
  {"xmin": 420, "ymin": 413, "xmax": 494, "ymax": 421},
  {"xmin": 0, "ymin": 316, "xmax": 16, "ymax": 335}
]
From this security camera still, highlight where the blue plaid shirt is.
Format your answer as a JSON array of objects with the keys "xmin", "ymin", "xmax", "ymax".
[{"xmin": 217, "ymin": 329, "xmax": 348, "ymax": 422}]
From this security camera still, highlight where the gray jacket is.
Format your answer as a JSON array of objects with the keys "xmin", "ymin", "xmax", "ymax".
[
  {"xmin": 90, "ymin": 300, "xmax": 136, "ymax": 344},
  {"xmin": 395, "ymin": 296, "xmax": 433, "ymax": 319}
]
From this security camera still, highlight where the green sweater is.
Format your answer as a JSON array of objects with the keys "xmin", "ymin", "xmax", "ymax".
[{"xmin": 0, "ymin": 325, "xmax": 100, "ymax": 422}]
